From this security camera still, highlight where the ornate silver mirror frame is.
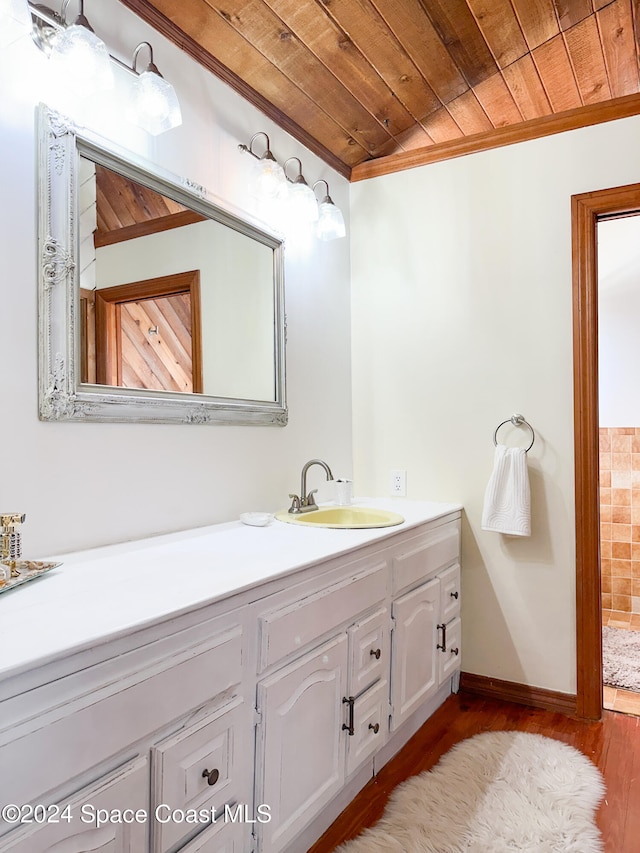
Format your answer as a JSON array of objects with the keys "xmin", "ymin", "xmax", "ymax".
[{"xmin": 37, "ymin": 105, "xmax": 287, "ymax": 426}]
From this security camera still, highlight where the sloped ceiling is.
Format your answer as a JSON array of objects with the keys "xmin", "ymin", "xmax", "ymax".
[{"xmin": 119, "ymin": 0, "xmax": 640, "ymax": 180}]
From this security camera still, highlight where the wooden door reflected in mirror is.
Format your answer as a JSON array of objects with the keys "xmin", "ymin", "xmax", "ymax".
[{"xmin": 84, "ymin": 270, "xmax": 203, "ymax": 393}]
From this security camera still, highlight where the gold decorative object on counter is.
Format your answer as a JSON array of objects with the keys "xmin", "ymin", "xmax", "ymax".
[
  {"xmin": 0, "ymin": 560, "xmax": 62, "ymax": 594},
  {"xmin": 0, "ymin": 512, "xmax": 61, "ymax": 593},
  {"xmin": 1, "ymin": 513, "xmax": 26, "ymax": 578}
]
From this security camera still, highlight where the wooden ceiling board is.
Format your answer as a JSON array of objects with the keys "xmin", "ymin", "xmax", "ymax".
[
  {"xmin": 124, "ymin": 0, "xmax": 640, "ymax": 179},
  {"xmin": 418, "ymin": 0, "xmax": 499, "ymax": 87},
  {"xmin": 554, "ymin": 0, "xmax": 594, "ymax": 33},
  {"xmin": 446, "ymin": 89, "xmax": 495, "ymax": 133},
  {"xmin": 533, "ymin": 34, "xmax": 583, "ymax": 111},
  {"xmin": 420, "ymin": 107, "xmax": 465, "ymax": 143},
  {"xmin": 472, "ymin": 72, "xmax": 524, "ymax": 126},
  {"xmin": 260, "ymin": 0, "xmax": 419, "ymax": 138},
  {"xmin": 511, "ymin": 0, "xmax": 561, "ymax": 50},
  {"xmin": 565, "ymin": 15, "xmax": 613, "ymax": 104},
  {"xmin": 597, "ymin": 1, "xmax": 640, "ymax": 98},
  {"xmin": 369, "ymin": 0, "xmax": 470, "ymax": 103},
  {"xmin": 465, "ymin": 0, "xmax": 530, "ymax": 68},
  {"xmin": 201, "ymin": 0, "xmax": 397, "ymax": 156},
  {"xmin": 316, "ymin": 0, "xmax": 443, "ymax": 122},
  {"xmin": 502, "ymin": 54, "xmax": 553, "ymax": 119}
]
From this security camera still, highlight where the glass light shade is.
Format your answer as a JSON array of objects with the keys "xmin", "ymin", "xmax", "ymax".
[
  {"xmin": 287, "ymin": 180, "xmax": 319, "ymax": 223},
  {"xmin": 317, "ymin": 200, "xmax": 346, "ymax": 240},
  {"xmin": 127, "ymin": 70, "xmax": 182, "ymax": 135},
  {"xmin": 249, "ymin": 154, "xmax": 286, "ymax": 199},
  {"xmin": 0, "ymin": 0, "xmax": 32, "ymax": 47},
  {"xmin": 48, "ymin": 24, "xmax": 114, "ymax": 98}
]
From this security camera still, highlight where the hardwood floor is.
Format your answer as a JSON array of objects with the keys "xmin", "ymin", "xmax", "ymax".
[{"xmin": 308, "ymin": 690, "xmax": 640, "ymax": 853}]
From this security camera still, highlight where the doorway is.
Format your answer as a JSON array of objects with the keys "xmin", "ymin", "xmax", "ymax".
[
  {"xmin": 572, "ymin": 182, "xmax": 640, "ymax": 720},
  {"xmin": 598, "ymin": 214, "xmax": 640, "ymax": 715},
  {"xmin": 92, "ymin": 270, "xmax": 203, "ymax": 393}
]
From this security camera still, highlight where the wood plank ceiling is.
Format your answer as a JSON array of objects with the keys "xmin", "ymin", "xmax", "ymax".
[{"xmin": 119, "ymin": 0, "xmax": 640, "ymax": 180}]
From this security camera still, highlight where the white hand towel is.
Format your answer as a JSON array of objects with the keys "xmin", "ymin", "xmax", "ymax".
[{"xmin": 481, "ymin": 444, "xmax": 531, "ymax": 536}]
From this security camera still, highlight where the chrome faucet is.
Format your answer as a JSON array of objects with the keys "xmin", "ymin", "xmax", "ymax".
[{"xmin": 288, "ymin": 459, "xmax": 334, "ymax": 513}]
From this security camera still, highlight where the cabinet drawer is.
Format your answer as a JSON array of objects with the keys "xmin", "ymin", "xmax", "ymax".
[
  {"xmin": 151, "ymin": 698, "xmax": 243, "ymax": 853},
  {"xmin": 2, "ymin": 757, "xmax": 148, "ymax": 852},
  {"xmin": 179, "ymin": 818, "xmax": 244, "ymax": 852},
  {"xmin": 1, "ymin": 624, "xmax": 243, "ymax": 812},
  {"xmin": 259, "ymin": 562, "xmax": 387, "ymax": 670},
  {"xmin": 438, "ymin": 617, "xmax": 461, "ymax": 685},
  {"xmin": 346, "ymin": 679, "xmax": 388, "ymax": 777},
  {"xmin": 348, "ymin": 607, "xmax": 387, "ymax": 696},
  {"xmin": 439, "ymin": 562, "xmax": 461, "ymax": 624},
  {"xmin": 392, "ymin": 521, "xmax": 460, "ymax": 595}
]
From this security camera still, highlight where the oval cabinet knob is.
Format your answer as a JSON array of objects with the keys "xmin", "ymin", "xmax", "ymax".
[
  {"xmin": 369, "ymin": 648, "xmax": 381, "ymax": 659},
  {"xmin": 450, "ymin": 591, "xmax": 459, "ymax": 599},
  {"xmin": 202, "ymin": 767, "xmax": 220, "ymax": 786},
  {"xmin": 368, "ymin": 722, "xmax": 380, "ymax": 734},
  {"xmin": 451, "ymin": 647, "xmax": 459, "ymax": 656}
]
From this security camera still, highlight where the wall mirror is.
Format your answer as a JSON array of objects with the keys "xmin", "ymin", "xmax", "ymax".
[{"xmin": 37, "ymin": 105, "xmax": 287, "ymax": 425}]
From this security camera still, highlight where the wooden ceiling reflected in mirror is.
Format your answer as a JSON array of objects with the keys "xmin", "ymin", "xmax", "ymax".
[
  {"xmin": 120, "ymin": 0, "xmax": 640, "ymax": 180},
  {"xmin": 94, "ymin": 165, "xmax": 206, "ymax": 247}
]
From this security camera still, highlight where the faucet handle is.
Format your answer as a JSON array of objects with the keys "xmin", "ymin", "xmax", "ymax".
[
  {"xmin": 305, "ymin": 489, "xmax": 318, "ymax": 508},
  {"xmin": 288, "ymin": 494, "xmax": 301, "ymax": 514}
]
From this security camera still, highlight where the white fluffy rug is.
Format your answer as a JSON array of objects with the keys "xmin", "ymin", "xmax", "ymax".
[
  {"xmin": 337, "ymin": 731, "xmax": 605, "ymax": 853},
  {"xmin": 602, "ymin": 625, "xmax": 640, "ymax": 691}
]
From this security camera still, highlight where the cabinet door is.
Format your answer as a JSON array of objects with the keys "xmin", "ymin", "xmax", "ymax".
[
  {"xmin": 256, "ymin": 635, "xmax": 348, "ymax": 853},
  {"xmin": 390, "ymin": 578, "xmax": 440, "ymax": 731},
  {"xmin": 438, "ymin": 616, "xmax": 462, "ymax": 685},
  {"xmin": 2, "ymin": 758, "xmax": 148, "ymax": 852}
]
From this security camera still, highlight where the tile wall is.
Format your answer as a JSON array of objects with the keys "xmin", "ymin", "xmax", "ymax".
[{"xmin": 600, "ymin": 427, "xmax": 640, "ymax": 613}]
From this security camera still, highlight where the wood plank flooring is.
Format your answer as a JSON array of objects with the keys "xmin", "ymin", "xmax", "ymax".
[{"xmin": 309, "ymin": 690, "xmax": 640, "ymax": 853}]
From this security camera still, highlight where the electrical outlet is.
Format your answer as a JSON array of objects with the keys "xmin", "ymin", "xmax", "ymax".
[{"xmin": 390, "ymin": 469, "xmax": 406, "ymax": 496}]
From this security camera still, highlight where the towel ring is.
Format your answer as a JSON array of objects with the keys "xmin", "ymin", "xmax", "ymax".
[{"xmin": 493, "ymin": 414, "xmax": 535, "ymax": 453}]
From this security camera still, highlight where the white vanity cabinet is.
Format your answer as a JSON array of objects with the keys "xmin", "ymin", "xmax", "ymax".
[
  {"xmin": 0, "ymin": 500, "xmax": 461, "ymax": 853},
  {"xmin": 390, "ymin": 523, "xmax": 462, "ymax": 731},
  {"xmin": 255, "ymin": 558, "xmax": 390, "ymax": 853}
]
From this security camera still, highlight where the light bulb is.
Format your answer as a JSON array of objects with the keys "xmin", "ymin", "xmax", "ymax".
[
  {"xmin": 317, "ymin": 200, "xmax": 346, "ymax": 240},
  {"xmin": 48, "ymin": 23, "xmax": 113, "ymax": 98},
  {"xmin": 288, "ymin": 180, "xmax": 319, "ymax": 223},
  {"xmin": 127, "ymin": 69, "xmax": 182, "ymax": 135},
  {"xmin": 250, "ymin": 155, "xmax": 286, "ymax": 199}
]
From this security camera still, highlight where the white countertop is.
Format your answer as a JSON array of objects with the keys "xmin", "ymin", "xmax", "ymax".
[{"xmin": 0, "ymin": 498, "xmax": 461, "ymax": 683}]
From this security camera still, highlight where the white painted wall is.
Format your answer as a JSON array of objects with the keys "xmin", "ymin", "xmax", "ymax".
[
  {"xmin": 0, "ymin": 1, "xmax": 351, "ymax": 555},
  {"xmin": 350, "ymin": 116, "xmax": 640, "ymax": 694},
  {"xmin": 598, "ymin": 215, "xmax": 640, "ymax": 426}
]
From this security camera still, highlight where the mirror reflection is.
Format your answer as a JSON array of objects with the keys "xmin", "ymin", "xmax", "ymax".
[{"xmin": 79, "ymin": 156, "xmax": 277, "ymax": 402}]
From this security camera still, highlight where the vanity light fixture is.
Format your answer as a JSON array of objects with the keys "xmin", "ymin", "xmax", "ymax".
[
  {"xmin": 27, "ymin": 4, "xmax": 182, "ymax": 134},
  {"xmin": 126, "ymin": 42, "xmax": 182, "ymax": 135},
  {"xmin": 238, "ymin": 132, "xmax": 286, "ymax": 199},
  {"xmin": 283, "ymin": 157, "xmax": 319, "ymax": 223},
  {"xmin": 0, "ymin": 0, "xmax": 32, "ymax": 47},
  {"xmin": 313, "ymin": 179, "xmax": 346, "ymax": 241},
  {"xmin": 46, "ymin": 0, "xmax": 114, "ymax": 97}
]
